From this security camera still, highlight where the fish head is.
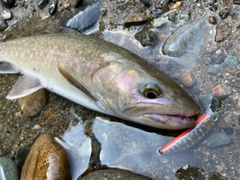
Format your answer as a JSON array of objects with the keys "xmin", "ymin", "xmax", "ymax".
[{"xmin": 93, "ymin": 59, "xmax": 200, "ymax": 130}]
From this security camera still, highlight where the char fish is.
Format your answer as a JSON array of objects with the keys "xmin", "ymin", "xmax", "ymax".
[{"xmin": 0, "ymin": 33, "xmax": 200, "ymax": 129}]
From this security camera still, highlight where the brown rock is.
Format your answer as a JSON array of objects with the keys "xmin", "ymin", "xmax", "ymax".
[
  {"xmin": 124, "ymin": 13, "xmax": 149, "ymax": 26},
  {"xmin": 179, "ymin": 70, "xmax": 196, "ymax": 87},
  {"xmin": 212, "ymin": 84, "xmax": 232, "ymax": 97},
  {"xmin": 18, "ymin": 89, "xmax": 48, "ymax": 117},
  {"xmin": 21, "ymin": 133, "xmax": 70, "ymax": 180},
  {"xmin": 215, "ymin": 22, "xmax": 231, "ymax": 42}
]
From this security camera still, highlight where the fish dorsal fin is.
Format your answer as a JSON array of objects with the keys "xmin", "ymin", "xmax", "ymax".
[
  {"xmin": 0, "ymin": 62, "xmax": 19, "ymax": 74},
  {"xmin": 57, "ymin": 65, "xmax": 98, "ymax": 102},
  {"xmin": 6, "ymin": 75, "xmax": 42, "ymax": 99}
]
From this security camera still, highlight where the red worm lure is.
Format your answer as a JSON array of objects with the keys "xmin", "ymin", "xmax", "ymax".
[{"xmin": 159, "ymin": 112, "xmax": 220, "ymax": 154}]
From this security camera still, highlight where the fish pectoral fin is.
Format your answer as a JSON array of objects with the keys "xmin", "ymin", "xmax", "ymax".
[
  {"xmin": 0, "ymin": 62, "xmax": 19, "ymax": 74},
  {"xmin": 6, "ymin": 75, "xmax": 42, "ymax": 99},
  {"xmin": 57, "ymin": 65, "xmax": 98, "ymax": 102}
]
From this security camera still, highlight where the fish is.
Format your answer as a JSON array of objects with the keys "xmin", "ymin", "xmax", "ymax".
[
  {"xmin": 159, "ymin": 111, "xmax": 220, "ymax": 154},
  {"xmin": 0, "ymin": 33, "xmax": 200, "ymax": 129}
]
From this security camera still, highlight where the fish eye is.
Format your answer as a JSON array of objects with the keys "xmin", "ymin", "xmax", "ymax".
[{"xmin": 141, "ymin": 82, "xmax": 163, "ymax": 99}]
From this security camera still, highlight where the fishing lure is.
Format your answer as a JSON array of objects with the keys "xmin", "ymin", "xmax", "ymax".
[{"xmin": 159, "ymin": 96, "xmax": 222, "ymax": 154}]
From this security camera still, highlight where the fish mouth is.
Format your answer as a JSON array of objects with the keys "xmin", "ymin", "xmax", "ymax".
[{"xmin": 144, "ymin": 113, "xmax": 196, "ymax": 130}]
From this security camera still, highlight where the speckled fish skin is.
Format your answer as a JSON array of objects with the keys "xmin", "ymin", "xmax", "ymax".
[{"xmin": 0, "ymin": 33, "xmax": 200, "ymax": 129}]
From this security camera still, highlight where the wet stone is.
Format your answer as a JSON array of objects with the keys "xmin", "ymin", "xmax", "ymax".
[
  {"xmin": 215, "ymin": 22, "xmax": 231, "ymax": 42},
  {"xmin": 69, "ymin": 0, "xmax": 80, "ymax": 8},
  {"xmin": 0, "ymin": 157, "xmax": 19, "ymax": 180},
  {"xmin": 124, "ymin": 13, "xmax": 149, "ymax": 27},
  {"xmin": 79, "ymin": 169, "xmax": 151, "ymax": 180},
  {"xmin": 223, "ymin": 127, "xmax": 233, "ymax": 135},
  {"xmin": 208, "ymin": 16, "xmax": 217, "ymax": 25},
  {"xmin": 153, "ymin": 17, "xmax": 168, "ymax": 28},
  {"xmin": 1, "ymin": 10, "xmax": 12, "ymax": 20},
  {"xmin": 18, "ymin": 89, "xmax": 48, "ymax": 117},
  {"xmin": 14, "ymin": 147, "xmax": 29, "ymax": 172},
  {"xmin": 206, "ymin": 132, "xmax": 232, "ymax": 148},
  {"xmin": 179, "ymin": 70, "xmax": 196, "ymax": 87},
  {"xmin": 207, "ymin": 64, "xmax": 222, "ymax": 75},
  {"xmin": 21, "ymin": 133, "xmax": 70, "ymax": 180},
  {"xmin": 212, "ymin": 84, "xmax": 232, "ymax": 97},
  {"xmin": 219, "ymin": 8, "xmax": 230, "ymax": 20},
  {"xmin": 36, "ymin": 0, "xmax": 49, "ymax": 9},
  {"xmin": 224, "ymin": 55, "xmax": 238, "ymax": 67}
]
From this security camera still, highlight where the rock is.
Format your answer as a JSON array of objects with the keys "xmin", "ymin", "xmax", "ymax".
[
  {"xmin": 1, "ymin": 10, "xmax": 12, "ymax": 20},
  {"xmin": 1, "ymin": 0, "xmax": 15, "ymax": 9},
  {"xmin": 69, "ymin": 0, "xmax": 80, "ymax": 8},
  {"xmin": 223, "ymin": 127, "xmax": 233, "ymax": 135},
  {"xmin": 215, "ymin": 22, "xmax": 231, "ymax": 42},
  {"xmin": 212, "ymin": 84, "xmax": 232, "ymax": 97},
  {"xmin": 140, "ymin": 0, "xmax": 150, "ymax": 7},
  {"xmin": 125, "ymin": 13, "xmax": 149, "ymax": 27},
  {"xmin": 206, "ymin": 132, "xmax": 232, "ymax": 148},
  {"xmin": 36, "ymin": 0, "xmax": 49, "ymax": 9},
  {"xmin": 0, "ymin": 157, "xmax": 19, "ymax": 180},
  {"xmin": 18, "ymin": 89, "xmax": 47, "ymax": 117},
  {"xmin": 79, "ymin": 169, "xmax": 151, "ymax": 180},
  {"xmin": 162, "ymin": 18, "xmax": 208, "ymax": 57},
  {"xmin": 21, "ymin": 133, "xmax": 70, "ymax": 180},
  {"xmin": 172, "ymin": 1, "xmax": 183, "ymax": 10},
  {"xmin": 208, "ymin": 16, "xmax": 217, "ymax": 25},
  {"xmin": 179, "ymin": 70, "xmax": 196, "ymax": 87},
  {"xmin": 207, "ymin": 64, "xmax": 222, "ymax": 75},
  {"xmin": 219, "ymin": 8, "xmax": 230, "ymax": 20},
  {"xmin": 49, "ymin": 0, "xmax": 58, "ymax": 15},
  {"xmin": 0, "ymin": 16, "xmax": 8, "ymax": 31},
  {"xmin": 161, "ymin": 4, "xmax": 169, "ymax": 13},
  {"xmin": 179, "ymin": 13, "xmax": 190, "ymax": 21},
  {"xmin": 224, "ymin": 56, "xmax": 238, "ymax": 67},
  {"xmin": 153, "ymin": 17, "xmax": 168, "ymax": 28}
]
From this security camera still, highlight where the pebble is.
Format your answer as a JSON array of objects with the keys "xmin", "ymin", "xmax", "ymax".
[
  {"xmin": 161, "ymin": 4, "xmax": 169, "ymax": 13},
  {"xmin": 36, "ymin": 0, "xmax": 49, "ymax": 9},
  {"xmin": 80, "ymin": 169, "xmax": 151, "ymax": 180},
  {"xmin": 153, "ymin": 17, "xmax": 168, "ymax": 28},
  {"xmin": 215, "ymin": 22, "xmax": 231, "ymax": 42},
  {"xmin": 223, "ymin": 127, "xmax": 233, "ymax": 135},
  {"xmin": 49, "ymin": 0, "xmax": 57, "ymax": 15},
  {"xmin": 21, "ymin": 133, "xmax": 70, "ymax": 180},
  {"xmin": 124, "ymin": 13, "xmax": 149, "ymax": 26},
  {"xmin": 208, "ymin": 16, "xmax": 217, "ymax": 25},
  {"xmin": 223, "ymin": 55, "xmax": 238, "ymax": 67},
  {"xmin": 0, "ymin": 157, "xmax": 19, "ymax": 180},
  {"xmin": 206, "ymin": 132, "xmax": 232, "ymax": 148},
  {"xmin": 179, "ymin": 13, "xmax": 190, "ymax": 21},
  {"xmin": 1, "ymin": 0, "xmax": 15, "ymax": 9},
  {"xmin": 172, "ymin": 1, "xmax": 183, "ymax": 10},
  {"xmin": 140, "ymin": 0, "xmax": 150, "ymax": 7},
  {"xmin": 1, "ymin": 10, "xmax": 12, "ymax": 20},
  {"xmin": 69, "ymin": 0, "xmax": 80, "ymax": 8},
  {"xmin": 207, "ymin": 64, "xmax": 222, "ymax": 75},
  {"xmin": 219, "ymin": 8, "xmax": 230, "ymax": 20},
  {"xmin": 18, "ymin": 89, "xmax": 47, "ymax": 117},
  {"xmin": 179, "ymin": 70, "xmax": 196, "ymax": 87},
  {"xmin": 212, "ymin": 84, "xmax": 232, "ymax": 97}
]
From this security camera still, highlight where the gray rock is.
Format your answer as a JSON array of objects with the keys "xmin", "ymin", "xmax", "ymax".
[
  {"xmin": 79, "ymin": 169, "xmax": 151, "ymax": 180},
  {"xmin": 206, "ymin": 132, "xmax": 232, "ymax": 148},
  {"xmin": 207, "ymin": 64, "xmax": 222, "ymax": 75},
  {"xmin": 224, "ymin": 55, "xmax": 238, "ymax": 66},
  {"xmin": 69, "ymin": 0, "xmax": 81, "ymax": 8},
  {"xmin": 36, "ymin": 0, "xmax": 49, "ymax": 9},
  {"xmin": 153, "ymin": 17, "xmax": 168, "ymax": 28},
  {"xmin": 162, "ymin": 18, "xmax": 208, "ymax": 57},
  {"xmin": 0, "ymin": 157, "xmax": 19, "ymax": 180}
]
